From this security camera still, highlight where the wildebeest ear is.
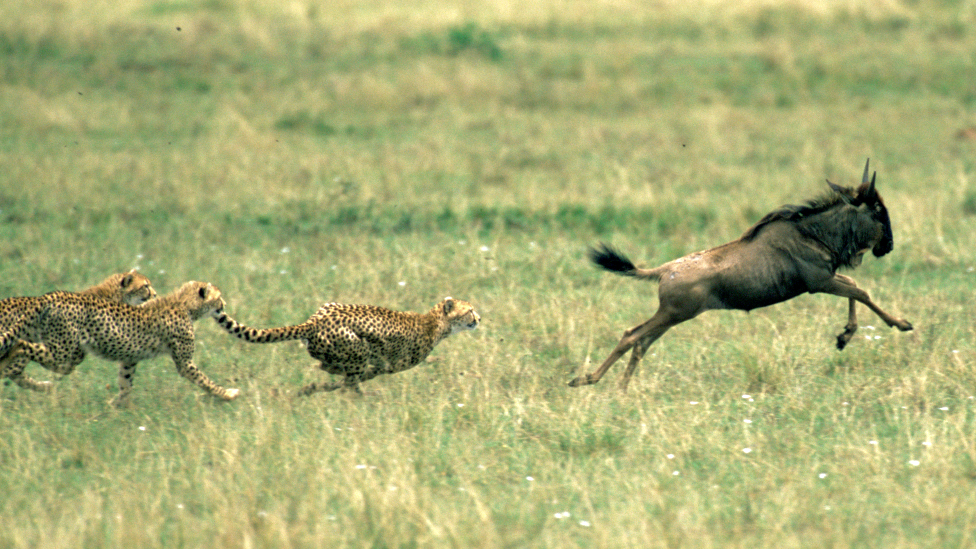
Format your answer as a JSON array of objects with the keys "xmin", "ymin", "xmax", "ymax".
[
  {"xmin": 826, "ymin": 180, "xmax": 854, "ymax": 205},
  {"xmin": 443, "ymin": 297, "xmax": 455, "ymax": 313}
]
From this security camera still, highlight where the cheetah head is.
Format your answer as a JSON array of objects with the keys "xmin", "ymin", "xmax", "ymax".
[
  {"xmin": 440, "ymin": 297, "xmax": 480, "ymax": 334},
  {"xmin": 174, "ymin": 281, "xmax": 226, "ymax": 320},
  {"xmin": 119, "ymin": 270, "xmax": 157, "ymax": 305}
]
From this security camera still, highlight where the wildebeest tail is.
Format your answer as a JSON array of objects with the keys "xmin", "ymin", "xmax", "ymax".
[{"xmin": 588, "ymin": 243, "xmax": 664, "ymax": 281}]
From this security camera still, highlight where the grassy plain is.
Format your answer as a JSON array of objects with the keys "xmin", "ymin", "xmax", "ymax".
[{"xmin": 1, "ymin": 0, "xmax": 976, "ymax": 547}]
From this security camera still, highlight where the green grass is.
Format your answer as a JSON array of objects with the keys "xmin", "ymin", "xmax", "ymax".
[{"xmin": 2, "ymin": 0, "xmax": 976, "ymax": 546}]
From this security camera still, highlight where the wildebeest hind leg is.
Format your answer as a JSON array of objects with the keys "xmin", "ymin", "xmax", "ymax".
[
  {"xmin": 618, "ymin": 339, "xmax": 649, "ymax": 392},
  {"xmin": 569, "ymin": 311, "xmax": 677, "ymax": 388}
]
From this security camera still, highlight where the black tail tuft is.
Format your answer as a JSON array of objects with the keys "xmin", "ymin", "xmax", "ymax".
[{"xmin": 588, "ymin": 243, "xmax": 637, "ymax": 274}]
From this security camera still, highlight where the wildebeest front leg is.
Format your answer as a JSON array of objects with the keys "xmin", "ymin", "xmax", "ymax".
[{"xmin": 819, "ymin": 274, "xmax": 913, "ymax": 349}]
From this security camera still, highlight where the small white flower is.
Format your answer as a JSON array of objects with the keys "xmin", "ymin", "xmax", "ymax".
[
  {"xmin": 138, "ymin": 426, "xmax": 146, "ymax": 431},
  {"xmin": 939, "ymin": 407, "xmax": 949, "ymax": 411},
  {"xmin": 742, "ymin": 394, "xmax": 751, "ymax": 399},
  {"xmin": 819, "ymin": 473, "xmax": 827, "ymax": 479},
  {"xmin": 743, "ymin": 419, "xmax": 752, "ymax": 424},
  {"xmin": 922, "ymin": 441, "xmax": 932, "ymax": 447},
  {"xmin": 554, "ymin": 511, "xmax": 571, "ymax": 519},
  {"xmin": 672, "ymin": 470, "xmax": 680, "ymax": 476},
  {"xmin": 909, "ymin": 460, "xmax": 920, "ymax": 466},
  {"xmin": 666, "ymin": 454, "xmax": 675, "ymax": 459},
  {"xmin": 689, "ymin": 401, "xmax": 699, "ymax": 405},
  {"xmin": 869, "ymin": 440, "xmax": 878, "ymax": 445},
  {"xmin": 398, "ymin": 281, "xmax": 406, "ymax": 287},
  {"xmin": 579, "ymin": 520, "xmax": 591, "ymax": 527},
  {"xmin": 457, "ymin": 403, "xmax": 464, "ymax": 407},
  {"xmin": 355, "ymin": 464, "xmax": 368, "ymax": 470},
  {"xmin": 279, "ymin": 269, "xmax": 287, "ymax": 275},
  {"xmin": 280, "ymin": 247, "xmax": 290, "ymax": 254},
  {"xmin": 480, "ymin": 245, "xmax": 490, "ymax": 252},
  {"xmin": 742, "ymin": 448, "xmax": 752, "ymax": 454},
  {"xmin": 526, "ymin": 476, "xmax": 534, "ymax": 481}
]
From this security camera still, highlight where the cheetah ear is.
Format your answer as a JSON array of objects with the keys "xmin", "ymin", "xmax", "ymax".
[
  {"xmin": 443, "ymin": 297, "xmax": 455, "ymax": 314},
  {"xmin": 120, "ymin": 273, "xmax": 135, "ymax": 289}
]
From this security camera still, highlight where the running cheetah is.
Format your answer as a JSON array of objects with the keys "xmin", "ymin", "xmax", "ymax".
[
  {"xmin": 213, "ymin": 297, "xmax": 480, "ymax": 395},
  {"xmin": 0, "ymin": 270, "xmax": 156, "ymax": 390},
  {"xmin": 0, "ymin": 281, "xmax": 239, "ymax": 403}
]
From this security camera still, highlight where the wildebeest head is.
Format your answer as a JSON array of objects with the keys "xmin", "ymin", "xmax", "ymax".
[{"xmin": 826, "ymin": 159, "xmax": 894, "ymax": 258}]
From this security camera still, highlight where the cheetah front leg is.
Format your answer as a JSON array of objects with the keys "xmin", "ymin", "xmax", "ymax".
[{"xmin": 171, "ymin": 354, "xmax": 239, "ymax": 401}]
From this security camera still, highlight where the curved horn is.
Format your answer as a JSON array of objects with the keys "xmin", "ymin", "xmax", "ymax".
[{"xmin": 861, "ymin": 158, "xmax": 870, "ymax": 185}]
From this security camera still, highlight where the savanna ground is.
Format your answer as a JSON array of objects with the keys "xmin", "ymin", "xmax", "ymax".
[{"xmin": 1, "ymin": 0, "xmax": 976, "ymax": 546}]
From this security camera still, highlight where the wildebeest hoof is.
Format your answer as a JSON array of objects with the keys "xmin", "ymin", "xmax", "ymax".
[
  {"xmin": 836, "ymin": 335, "xmax": 849, "ymax": 351},
  {"xmin": 568, "ymin": 375, "xmax": 594, "ymax": 387},
  {"xmin": 897, "ymin": 320, "xmax": 913, "ymax": 332}
]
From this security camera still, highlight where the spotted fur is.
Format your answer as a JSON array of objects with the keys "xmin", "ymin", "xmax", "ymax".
[
  {"xmin": 0, "ymin": 270, "xmax": 157, "ymax": 390},
  {"xmin": 213, "ymin": 297, "xmax": 480, "ymax": 394},
  {"xmin": 0, "ymin": 281, "xmax": 239, "ymax": 403}
]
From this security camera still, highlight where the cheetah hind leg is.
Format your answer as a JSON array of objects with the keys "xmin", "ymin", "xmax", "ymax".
[
  {"xmin": 297, "ymin": 378, "xmax": 362, "ymax": 396},
  {"xmin": 1, "ymin": 343, "xmax": 54, "ymax": 392},
  {"xmin": 108, "ymin": 362, "xmax": 138, "ymax": 407},
  {"xmin": 297, "ymin": 365, "xmax": 374, "ymax": 397}
]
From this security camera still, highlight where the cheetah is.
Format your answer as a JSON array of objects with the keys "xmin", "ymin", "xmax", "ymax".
[
  {"xmin": 213, "ymin": 297, "xmax": 480, "ymax": 395},
  {"xmin": 0, "ymin": 281, "xmax": 239, "ymax": 403},
  {"xmin": 0, "ymin": 270, "xmax": 157, "ymax": 390}
]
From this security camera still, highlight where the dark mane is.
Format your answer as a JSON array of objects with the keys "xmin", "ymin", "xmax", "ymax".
[{"xmin": 740, "ymin": 190, "xmax": 846, "ymax": 241}]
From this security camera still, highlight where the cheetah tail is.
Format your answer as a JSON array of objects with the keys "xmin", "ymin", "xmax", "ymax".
[{"xmin": 212, "ymin": 310, "xmax": 308, "ymax": 344}]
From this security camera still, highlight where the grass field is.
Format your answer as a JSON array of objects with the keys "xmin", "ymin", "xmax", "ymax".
[{"xmin": 2, "ymin": 0, "xmax": 976, "ymax": 547}]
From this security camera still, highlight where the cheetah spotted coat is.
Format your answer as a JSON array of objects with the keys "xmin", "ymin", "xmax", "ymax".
[
  {"xmin": 213, "ymin": 297, "xmax": 479, "ymax": 394},
  {"xmin": 0, "ymin": 281, "xmax": 239, "ymax": 403},
  {"xmin": 0, "ymin": 270, "xmax": 156, "ymax": 390}
]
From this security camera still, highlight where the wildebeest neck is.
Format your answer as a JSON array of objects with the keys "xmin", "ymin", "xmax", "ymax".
[{"xmin": 793, "ymin": 203, "xmax": 882, "ymax": 270}]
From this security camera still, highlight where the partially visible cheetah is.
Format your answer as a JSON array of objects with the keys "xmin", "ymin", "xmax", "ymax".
[
  {"xmin": 0, "ymin": 270, "xmax": 156, "ymax": 390},
  {"xmin": 0, "ymin": 281, "xmax": 239, "ymax": 403},
  {"xmin": 213, "ymin": 297, "xmax": 480, "ymax": 395}
]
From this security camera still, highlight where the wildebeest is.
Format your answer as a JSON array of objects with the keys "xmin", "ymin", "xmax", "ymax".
[{"xmin": 569, "ymin": 159, "xmax": 913, "ymax": 391}]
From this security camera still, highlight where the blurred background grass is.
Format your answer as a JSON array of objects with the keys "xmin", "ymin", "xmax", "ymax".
[{"xmin": 1, "ymin": 0, "xmax": 976, "ymax": 547}]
